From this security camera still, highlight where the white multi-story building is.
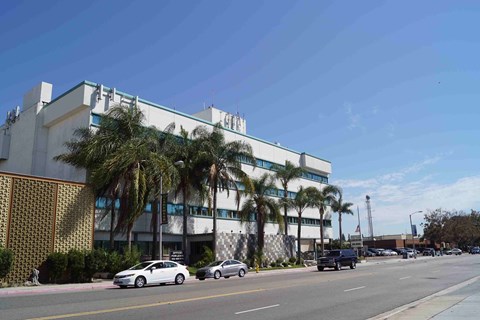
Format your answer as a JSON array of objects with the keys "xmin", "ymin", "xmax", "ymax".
[{"xmin": 0, "ymin": 81, "xmax": 333, "ymax": 262}]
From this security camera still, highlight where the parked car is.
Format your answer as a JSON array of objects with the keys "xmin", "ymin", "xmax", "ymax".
[
  {"xmin": 317, "ymin": 249, "xmax": 358, "ymax": 271},
  {"xmin": 383, "ymin": 249, "xmax": 398, "ymax": 256},
  {"xmin": 423, "ymin": 248, "xmax": 435, "ymax": 256},
  {"xmin": 195, "ymin": 259, "xmax": 248, "ymax": 280},
  {"xmin": 470, "ymin": 247, "xmax": 480, "ymax": 254},
  {"xmin": 451, "ymin": 248, "xmax": 462, "ymax": 255},
  {"xmin": 113, "ymin": 260, "xmax": 189, "ymax": 288}
]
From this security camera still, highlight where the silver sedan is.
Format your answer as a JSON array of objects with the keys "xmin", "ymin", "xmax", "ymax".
[{"xmin": 195, "ymin": 259, "xmax": 248, "ymax": 280}]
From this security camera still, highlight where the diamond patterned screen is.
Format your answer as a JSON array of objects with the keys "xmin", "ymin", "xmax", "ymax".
[{"xmin": 0, "ymin": 173, "xmax": 94, "ymax": 285}]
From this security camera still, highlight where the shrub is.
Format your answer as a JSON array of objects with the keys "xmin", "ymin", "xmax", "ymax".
[
  {"xmin": 106, "ymin": 251, "xmax": 123, "ymax": 275},
  {"xmin": 0, "ymin": 246, "xmax": 14, "ymax": 279},
  {"xmin": 193, "ymin": 246, "xmax": 214, "ymax": 268},
  {"xmin": 296, "ymin": 258, "xmax": 304, "ymax": 265},
  {"xmin": 270, "ymin": 261, "xmax": 277, "ymax": 268},
  {"xmin": 46, "ymin": 252, "xmax": 67, "ymax": 283},
  {"xmin": 288, "ymin": 257, "xmax": 296, "ymax": 264},
  {"xmin": 122, "ymin": 246, "xmax": 141, "ymax": 270},
  {"xmin": 68, "ymin": 249, "xmax": 85, "ymax": 282},
  {"xmin": 242, "ymin": 259, "xmax": 251, "ymax": 268},
  {"xmin": 276, "ymin": 257, "xmax": 284, "ymax": 265},
  {"xmin": 84, "ymin": 248, "xmax": 107, "ymax": 280},
  {"xmin": 282, "ymin": 262, "xmax": 289, "ymax": 267}
]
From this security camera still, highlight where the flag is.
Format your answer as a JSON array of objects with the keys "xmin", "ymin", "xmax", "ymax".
[{"xmin": 355, "ymin": 225, "xmax": 360, "ymax": 233}]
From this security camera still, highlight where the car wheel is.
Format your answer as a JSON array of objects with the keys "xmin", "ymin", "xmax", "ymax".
[
  {"xmin": 350, "ymin": 261, "xmax": 356, "ymax": 269},
  {"xmin": 175, "ymin": 274, "xmax": 185, "ymax": 285},
  {"xmin": 335, "ymin": 262, "xmax": 341, "ymax": 271},
  {"xmin": 214, "ymin": 270, "xmax": 221, "ymax": 279},
  {"xmin": 119, "ymin": 285, "xmax": 128, "ymax": 289},
  {"xmin": 317, "ymin": 266, "xmax": 324, "ymax": 271},
  {"xmin": 134, "ymin": 276, "xmax": 146, "ymax": 288},
  {"xmin": 198, "ymin": 278, "xmax": 205, "ymax": 281},
  {"xmin": 225, "ymin": 276, "xmax": 230, "ymax": 279},
  {"xmin": 238, "ymin": 269, "xmax": 246, "ymax": 278}
]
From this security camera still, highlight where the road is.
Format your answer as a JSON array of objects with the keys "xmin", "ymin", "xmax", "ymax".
[{"xmin": 1, "ymin": 255, "xmax": 480, "ymax": 320}]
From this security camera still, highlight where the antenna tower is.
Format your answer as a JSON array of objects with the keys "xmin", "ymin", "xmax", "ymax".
[{"xmin": 366, "ymin": 195, "xmax": 374, "ymax": 238}]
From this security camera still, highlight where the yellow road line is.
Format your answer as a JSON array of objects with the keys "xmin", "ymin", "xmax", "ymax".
[{"xmin": 27, "ymin": 288, "xmax": 265, "ymax": 320}]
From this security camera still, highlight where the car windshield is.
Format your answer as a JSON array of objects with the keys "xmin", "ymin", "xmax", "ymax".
[
  {"xmin": 206, "ymin": 260, "xmax": 224, "ymax": 267},
  {"xmin": 327, "ymin": 251, "xmax": 340, "ymax": 257},
  {"xmin": 128, "ymin": 262, "xmax": 153, "ymax": 270}
]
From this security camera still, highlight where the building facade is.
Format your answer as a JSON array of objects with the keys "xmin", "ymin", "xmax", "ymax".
[{"xmin": 0, "ymin": 81, "xmax": 333, "ymax": 263}]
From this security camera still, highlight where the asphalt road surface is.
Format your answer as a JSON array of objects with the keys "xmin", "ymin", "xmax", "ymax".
[{"xmin": 2, "ymin": 255, "xmax": 480, "ymax": 320}]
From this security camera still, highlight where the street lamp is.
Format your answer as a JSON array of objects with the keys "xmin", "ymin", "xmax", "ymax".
[
  {"xmin": 409, "ymin": 210, "xmax": 423, "ymax": 259},
  {"xmin": 159, "ymin": 160, "xmax": 184, "ymax": 260}
]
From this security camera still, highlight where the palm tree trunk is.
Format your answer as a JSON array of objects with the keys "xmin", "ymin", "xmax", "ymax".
[
  {"xmin": 127, "ymin": 226, "xmax": 132, "ymax": 252},
  {"xmin": 212, "ymin": 187, "xmax": 217, "ymax": 260},
  {"xmin": 339, "ymin": 213, "xmax": 343, "ymax": 248},
  {"xmin": 283, "ymin": 190, "xmax": 288, "ymax": 236},
  {"xmin": 257, "ymin": 212, "xmax": 265, "ymax": 254},
  {"xmin": 109, "ymin": 199, "xmax": 115, "ymax": 250},
  {"xmin": 151, "ymin": 199, "xmax": 158, "ymax": 260},
  {"xmin": 182, "ymin": 192, "xmax": 189, "ymax": 264},
  {"xmin": 297, "ymin": 213, "xmax": 302, "ymax": 264},
  {"xmin": 319, "ymin": 210, "xmax": 324, "ymax": 256}
]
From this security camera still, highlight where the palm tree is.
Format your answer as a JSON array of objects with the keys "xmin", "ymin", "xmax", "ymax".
[
  {"xmin": 55, "ymin": 105, "xmax": 158, "ymax": 251},
  {"xmin": 330, "ymin": 188, "xmax": 354, "ymax": 248},
  {"xmin": 307, "ymin": 185, "xmax": 340, "ymax": 256},
  {"xmin": 172, "ymin": 126, "xmax": 208, "ymax": 264},
  {"xmin": 283, "ymin": 186, "xmax": 315, "ymax": 264},
  {"xmin": 239, "ymin": 173, "xmax": 283, "ymax": 261},
  {"xmin": 145, "ymin": 123, "xmax": 180, "ymax": 259},
  {"xmin": 273, "ymin": 161, "xmax": 304, "ymax": 237},
  {"xmin": 193, "ymin": 123, "xmax": 255, "ymax": 259}
]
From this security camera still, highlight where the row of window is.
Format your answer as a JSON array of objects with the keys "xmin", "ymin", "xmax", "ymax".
[
  {"xmin": 95, "ymin": 198, "xmax": 330, "ymax": 227},
  {"xmin": 91, "ymin": 114, "xmax": 329, "ymax": 184}
]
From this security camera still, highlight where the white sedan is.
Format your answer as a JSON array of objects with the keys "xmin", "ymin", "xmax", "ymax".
[{"xmin": 113, "ymin": 260, "xmax": 189, "ymax": 288}]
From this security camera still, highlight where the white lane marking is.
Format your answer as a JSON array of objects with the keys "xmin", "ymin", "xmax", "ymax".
[
  {"xmin": 344, "ymin": 286, "xmax": 365, "ymax": 292},
  {"xmin": 399, "ymin": 276, "xmax": 411, "ymax": 280},
  {"xmin": 235, "ymin": 304, "xmax": 280, "ymax": 315}
]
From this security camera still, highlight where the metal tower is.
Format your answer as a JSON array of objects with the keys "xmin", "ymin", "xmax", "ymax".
[{"xmin": 366, "ymin": 195, "xmax": 374, "ymax": 238}]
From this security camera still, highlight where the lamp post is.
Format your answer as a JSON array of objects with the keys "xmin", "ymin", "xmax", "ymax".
[
  {"xmin": 409, "ymin": 210, "xmax": 423, "ymax": 259},
  {"xmin": 159, "ymin": 160, "xmax": 184, "ymax": 260}
]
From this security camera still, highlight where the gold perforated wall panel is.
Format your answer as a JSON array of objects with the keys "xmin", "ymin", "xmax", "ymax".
[
  {"xmin": 0, "ymin": 173, "xmax": 94, "ymax": 285},
  {"xmin": 0, "ymin": 176, "xmax": 12, "ymax": 247},
  {"xmin": 54, "ymin": 184, "xmax": 94, "ymax": 253},
  {"xmin": 6, "ymin": 178, "xmax": 56, "ymax": 284}
]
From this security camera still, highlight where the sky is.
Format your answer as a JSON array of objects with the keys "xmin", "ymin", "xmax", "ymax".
[{"xmin": 1, "ymin": 0, "xmax": 479, "ymax": 237}]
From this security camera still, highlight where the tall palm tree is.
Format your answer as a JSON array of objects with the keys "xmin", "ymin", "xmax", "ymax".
[
  {"xmin": 330, "ymin": 188, "xmax": 354, "ymax": 248},
  {"xmin": 56, "ymin": 105, "xmax": 157, "ymax": 251},
  {"xmin": 273, "ymin": 161, "xmax": 304, "ymax": 237},
  {"xmin": 283, "ymin": 186, "xmax": 316, "ymax": 264},
  {"xmin": 172, "ymin": 126, "xmax": 208, "ymax": 264},
  {"xmin": 307, "ymin": 185, "xmax": 340, "ymax": 256},
  {"xmin": 239, "ymin": 173, "xmax": 283, "ymax": 260},
  {"xmin": 193, "ymin": 123, "xmax": 255, "ymax": 259},
  {"xmin": 145, "ymin": 123, "xmax": 179, "ymax": 259}
]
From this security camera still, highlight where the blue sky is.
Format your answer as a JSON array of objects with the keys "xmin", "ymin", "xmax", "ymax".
[{"xmin": 1, "ymin": 1, "xmax": 479, "ymax": 237}]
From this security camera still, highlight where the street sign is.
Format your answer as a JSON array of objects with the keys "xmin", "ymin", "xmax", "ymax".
[
  {"xmin": 350, "ymin": 235, "xmax": 363, "ymax": 248},
  {"xmin": 170, "ymin": 250, "xmax": 184, "ymax": 264},
  {"xmin": 161, "ymin": 193, "xmax": 168, "ymax": 224}
]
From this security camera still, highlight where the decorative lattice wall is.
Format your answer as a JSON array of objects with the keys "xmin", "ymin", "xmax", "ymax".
[
  {"xmin": 216, "ymin": 232, "xmax": 295, "ymax": 263},
  {"xmin": 0, "ymin": 175, "xmax": 12, "ymax": 248},
  {"xmin": 0, "ymin": 173, "xmax": 94, "ymax": 285}
]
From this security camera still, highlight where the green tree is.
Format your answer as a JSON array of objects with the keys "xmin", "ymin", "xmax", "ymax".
[
  {"xmin": 55, "ymin": 105, "xmax": 158, "ymax": 251},
  {"xmin": 173, "ymin": 127, "xmax": 208, "ymax": 264},
  {"xmin": 330, "ymin": 188, "xmax": 354, "ymax": 248},
  {"xmin": 282, "ymin": 186, "xmax": 315, "ymax": 264},
  {"xmin": 306, "ymin": 185, "xmax": 340, "ymax": 256},
  {"xmin": 239, "ymin": 173, "xmax": 283, "ymax": 257},
  {"xmin": 273, "ymin": 161, "xmax": 304, "ymax": 236},
  {"xmin": 193, "ymin": 123, "xmax": 254, "ymax": 259}
]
